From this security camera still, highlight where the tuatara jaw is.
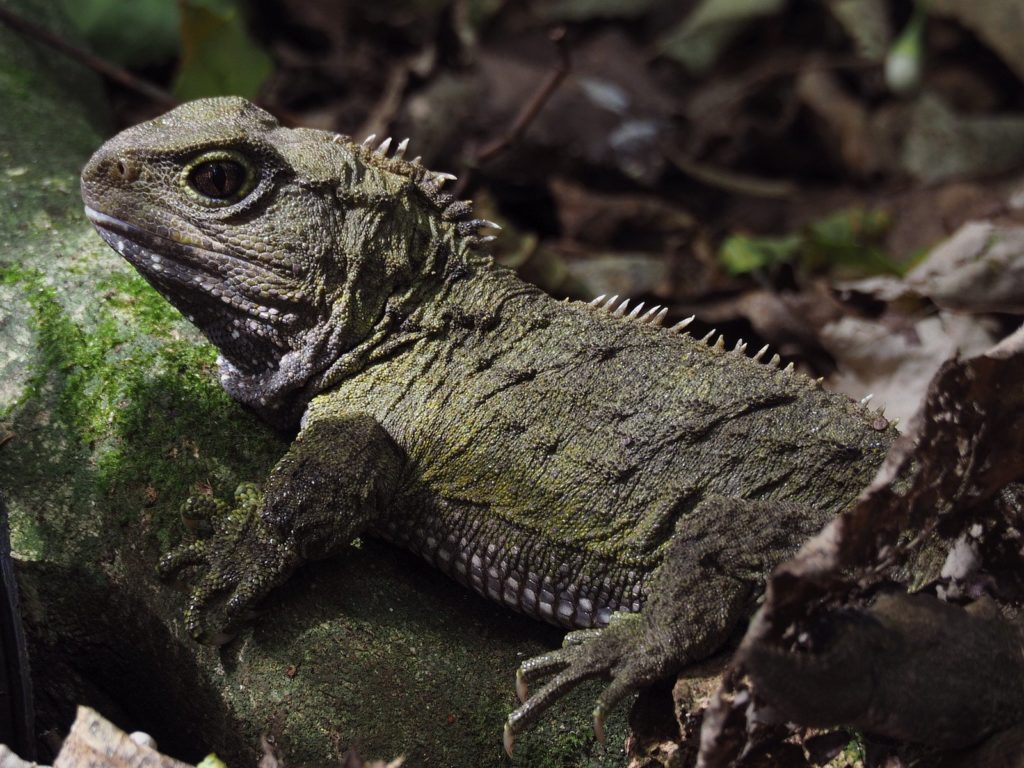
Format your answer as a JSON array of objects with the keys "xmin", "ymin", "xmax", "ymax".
[{"xmin": 84, "ymin": 206, "xmax": 298, "ymax": 376}]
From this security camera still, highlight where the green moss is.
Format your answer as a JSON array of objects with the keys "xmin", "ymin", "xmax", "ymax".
[
  {"xmin": 240, "ymin": 545, "xmax": 630, "ymax": 767},
  {"xmin": 842, "ymin": 733, "xmax": 866, "ymax": 763},
  {"xmin": 97, "ymin": 270, "xmax": 184, "ymax": 336},
  {"xmin": 0, "ymin": 262, "xmax": 285, "ymax": 555}
]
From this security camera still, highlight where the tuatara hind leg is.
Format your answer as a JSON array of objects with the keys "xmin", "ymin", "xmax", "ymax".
[
  {"xmin": 158, "ymin": 412, "xmax": 404, "ymax": 643},
  {"xmin": 504, "ymin": 495, "xmax": 834, "ymax": 754}
]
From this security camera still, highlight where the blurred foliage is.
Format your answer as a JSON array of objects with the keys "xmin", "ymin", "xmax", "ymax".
[
  {"xmin": 58, "ymin": 0, "xmax": 179, "ymax": 68},
  {"xmin": 720, "ymin": 208, "xmax": 899, "ymax": 277},
  {"xmin": 464, "ymin": 0, "xmax": 506, "ymax": 29},
  {"xmin": 719, "ymin": 233, "xmax": 802, "ymax": 276},
  {"xmin": 537, "ymin": 0, "xmax": 664, "ymax": 21},
  {"xmin": 885, "ymin": 1, "xmax": 926, "ymax": 94},
  {"xmin": 826, "ymin": 0, "xmax": 890, "ymax": 61},
  {"xmin": 173, "ymin": 0, "xmax": 272, "ymax": 101},
  {"xmin": 658, "ymin": 0, "xmax": 787, "ymax": 74},
  {"xmin": 60, "ymin": 0, "xmax": 270, "ymax": 100}
]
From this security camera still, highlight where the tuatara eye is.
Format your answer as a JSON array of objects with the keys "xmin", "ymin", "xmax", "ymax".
[
  {"xmin": 180, "ymin": 149, "xmax": 257, "ymax": 206},
  {"xmin": 188, "ymin": 160, "xmax": 247, "ymax": 199}
]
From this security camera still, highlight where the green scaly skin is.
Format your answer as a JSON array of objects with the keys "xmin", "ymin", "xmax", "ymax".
[{"xmin": 79, "ymin": 97, "xmax": 895, "ymax": 752}]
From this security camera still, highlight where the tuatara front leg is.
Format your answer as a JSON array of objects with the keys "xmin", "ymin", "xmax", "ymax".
[
  {"xmin": 504, "ymin": 495, "xmax": 834, "ymax": 754},
  {"xmin": 158, "ymin": 411, "xmax": 404, "ymax": 643}
]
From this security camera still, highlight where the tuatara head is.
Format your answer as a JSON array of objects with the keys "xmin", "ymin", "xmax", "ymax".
[{"xmin": 82, "ymin": 97, "xmax": 493, "ymax": 427}]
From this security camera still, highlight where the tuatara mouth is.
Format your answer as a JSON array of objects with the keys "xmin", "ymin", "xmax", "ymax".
[
  {"xmin": 86, "ymin": 206, "xmax": 222, "ymax": 292},
  {"xmin": 84, "ymin": 206, "xmax": 296, "ymax": 375}
]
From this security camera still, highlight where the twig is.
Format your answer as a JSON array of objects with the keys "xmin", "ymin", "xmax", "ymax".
[
  {"xmin": 663, "ymin": 146, "xmax": 797, "ymax": 199},
  {"xmin": 700, "ymin": 54, "xmax": 875, "ymax": 114},
  {"xmin": 474, "ymin": 27, "xmax": 571, "ymax": 165},
  {"xmin": 0, "ymin": 5, "xmax": 176, "ymax": 110}
]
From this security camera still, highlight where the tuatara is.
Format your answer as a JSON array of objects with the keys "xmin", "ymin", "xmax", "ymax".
[{"xmin": 80, "ymin": 97, "xmax": 894, "ymax": 752}]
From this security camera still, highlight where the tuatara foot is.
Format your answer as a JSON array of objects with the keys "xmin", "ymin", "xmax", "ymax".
[
  {"xmin": 505, "ymin": 611, "xmax": 668, "ymax": 754},
  {"xmin": 157, "ymin": 483, "xmax": 301, "ymax": 644},
  {"xmin": 503, "ymin": 495, "xmax": 833, "ymax": 755}
]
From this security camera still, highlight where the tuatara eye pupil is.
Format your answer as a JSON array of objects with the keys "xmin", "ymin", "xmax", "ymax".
[{"xmin": 189, "ymin": 160, "xmax": 246, "ymax": 199}]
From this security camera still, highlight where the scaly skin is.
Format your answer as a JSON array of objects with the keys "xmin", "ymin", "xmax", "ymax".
[{"xmin": 80, "ymin": 97, "xmax": 895, "ymax": 752}]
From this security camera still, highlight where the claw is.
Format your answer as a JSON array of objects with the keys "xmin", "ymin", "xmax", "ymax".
[
  {"xmin": 160, "ymin": 483, "xmax": 302, "ymax": 648},
  {"xmin": 503, "ymin": 722, "xmax": 515, "ymax": 758},
  {"xmin": 516, "ymin": 668, "xmax": 528, "ymax": 704}
]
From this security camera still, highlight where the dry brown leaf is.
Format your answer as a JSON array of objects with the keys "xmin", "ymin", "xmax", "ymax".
[
  {"xmin": 698, "ymin": 326, "xmax": 1024, "ymax": 766},
  {"xmin": 906, "ymin": 221, "xmax": 1024, "ymax": 314}
]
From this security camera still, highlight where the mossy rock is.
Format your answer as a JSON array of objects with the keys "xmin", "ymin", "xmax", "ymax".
[{"xmin": 0, "ymin": 2, "xmax": 627, "ymax": 765}]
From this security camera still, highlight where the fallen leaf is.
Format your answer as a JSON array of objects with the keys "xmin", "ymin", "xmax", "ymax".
[
  {"xmin": 929, "ymin": 0, "xmax": 1024, "ymax": 84},
  {"xmin": 906, "ymin": 220, "xmax": 1024, "ymax": 313},
  {"xmin": 820, "ymin": 310, "xmax": 998, "ymax": 427},
  {"xmin": 901, "ymin": 94, "xmax": 1024, "ymax": 183}
]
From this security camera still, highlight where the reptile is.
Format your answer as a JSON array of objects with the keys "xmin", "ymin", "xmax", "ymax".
[{"xmin": 79, "ymin": 97, "xmax": 894, "ymax": 753}]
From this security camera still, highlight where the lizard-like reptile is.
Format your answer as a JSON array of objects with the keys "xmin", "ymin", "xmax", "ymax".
[{"xmin": 80, "ymin": 97, "xmax": 893, "ymax": 752}]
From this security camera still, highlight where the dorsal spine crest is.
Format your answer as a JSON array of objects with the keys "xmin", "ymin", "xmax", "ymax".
[{"xmin": 345, "ymin": 133, "xmax": 496, "ymax": 249}]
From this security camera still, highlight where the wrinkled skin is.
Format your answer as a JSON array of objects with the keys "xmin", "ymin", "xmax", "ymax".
[{"xmin": 80, "ymin": 97, "xmax": 894, "ymax": 751}]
